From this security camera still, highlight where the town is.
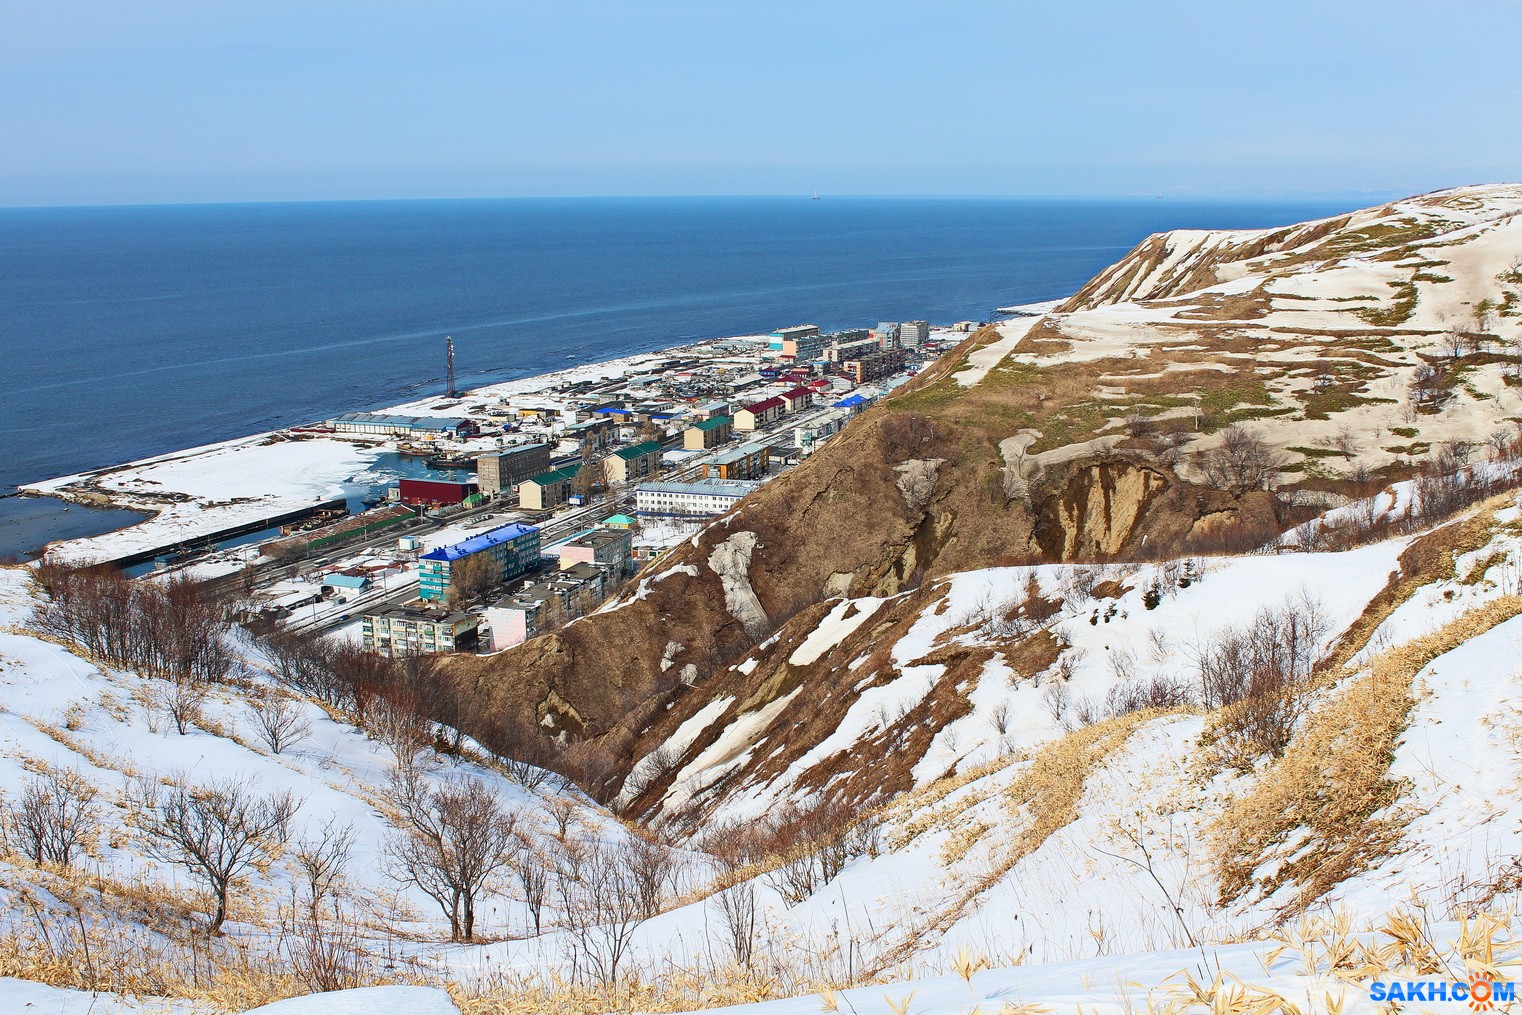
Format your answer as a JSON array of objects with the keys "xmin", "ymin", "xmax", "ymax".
[{"xmin": 96, "ymin": 319, "xmax": 973, "ymax": 657}]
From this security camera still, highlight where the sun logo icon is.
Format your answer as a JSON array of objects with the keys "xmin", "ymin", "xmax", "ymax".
[{"xmin": 1470, "ymin": 972, "xmax": 1498, "ymax": 1012}]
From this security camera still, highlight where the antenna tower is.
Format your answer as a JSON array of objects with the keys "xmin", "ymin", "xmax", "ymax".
[{"xmin": 445, "ymin": 335, "xmax": 457, "ymax": 397}]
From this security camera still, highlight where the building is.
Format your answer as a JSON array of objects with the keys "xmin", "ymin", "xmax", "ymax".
[
  {"xmin": 321, "ymin": 572, "xmax": 370, "ymax": 600},
  {"xmin": 692, "ymin": 400, "xmax": 731, "ymax": 420},
  {"xmin": 481, "ymin": 564, "xmax": 609, "ymax": 650},
  {"xmin": 841, "ymin": 348, "xmax": 907, "ymax": 384},
  {"xmin": 734, "ymin": 396, "xmax": 785, "ymax": 431},
  {"xmin": 519, "ymin": 465, "xmax": 580, "ymax": 510},
  {"xmin": 399, "ymin": 478, "xmax": 478, "ymax": 508},
  {"xmin": 794, "ymin": 409, "xmax": 851, "ymax": 451},
  {"xmin": 362, "ymin": 606, "xmax": 479, "ymax": 657},
  {"xmin": 779, "ymin": 386, "xmax": 813, "ymax": 413},
  {"xmin": 261, "ymin": 503, "xmax": 418, "ymax": 560},
  {"xmin": 874, "ymin": 322, "xmax": 902, "ymax": 350},
  {"xmin": 476, "ymin": 443, "xmax": 552, "ymax": 495},
  {"xmin": 418, "ymin": 522, "xmax": 541, "ymax": 602},
  {"xmin": 826, "ymin": 337, "xmax": 880, "ymax": 364},
  {"xmin": 603, "ymin": 513, "xmax": 636, "ymax": 529},
  {"xmin": 327, "ymin": 412, "xmax": 475, "ymax": 440},
  {"xmin": 604, "ymin": 439, "xmax": 663, "ymax": 485},
  {"xmin": 769, "ymin": 324, "xmax": 822, "ymax": 356},
  {"xmin": 683, "ymin": 415, "xmax": 733, "ymax": 450},
  {"xmin": 833, "ymin": 393, "xmax": 872, "ymax": 413},
  {"xmin": 703, "ymin": 443, "xmax": 770, "ymax": 481},
  {"xmin": 564, "ymin": 418, "xmax": 617, "ymax": 450},
  {"xmin": 635, "ymin": 479, "xmax": 761, "ymax": 520},
  {"xmin": 900, "ymin": 320, "xmax": 930, "ymax": 347},
  {"xmin": 558, "ymin": 527, "xmax": 633, "ymax": 576}
]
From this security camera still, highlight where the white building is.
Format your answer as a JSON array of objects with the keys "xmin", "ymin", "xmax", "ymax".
[
  {"xmin": 900, "ymin": 320, "xmax": 930, "ymax": 348},
  {"xmin": 634, "ymin": 479, "xmax": 762, "ymax": 520}
]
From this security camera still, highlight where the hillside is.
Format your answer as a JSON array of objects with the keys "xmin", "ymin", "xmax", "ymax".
[{"xmin": 447, "ymin": 184, "xmax": 1522, "ymax": 823}]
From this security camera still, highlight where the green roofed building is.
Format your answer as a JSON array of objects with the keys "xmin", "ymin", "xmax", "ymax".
[
  {"xmin": 604, "ymin": 439, "xmax": 663, "ymax": 485},
  {"xmin": 683, "ymin": 415, "xmax": 733, "ymax": 450},
  {"xmin": 519, "ymin": 464, "xmax": 580, "ymax": 510}
]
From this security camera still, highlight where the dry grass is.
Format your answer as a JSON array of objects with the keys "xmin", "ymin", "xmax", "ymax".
[{"xmin": 1213, "ymin": 594, "xmax": 1522, "ymax": 915}]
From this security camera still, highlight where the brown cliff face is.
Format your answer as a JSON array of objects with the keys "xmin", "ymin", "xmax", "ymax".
[{"xmin": 445, "ymin": 398, "xmax": 1274, "ymax": 808}]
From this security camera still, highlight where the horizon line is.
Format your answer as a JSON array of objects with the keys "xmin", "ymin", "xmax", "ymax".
[{"xmin": 0, "ymin": 189, "xmax": 1418, "ymax": 213}]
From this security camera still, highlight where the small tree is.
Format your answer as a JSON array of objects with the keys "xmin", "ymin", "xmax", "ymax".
[
  {"xmin": 448, "ymin": 552, "xmax": 500, "ymax": 609},
  {"xmin": 385, "ymin": 771, "xmax": 517, "ymax": 942},
  {"xmin": 5, "ymin": 768, "xmax": 97, "ymax": 868},
  {"xmin": 246, "ymin": 689, "xmax": 313, "ymax": 754},
  {"xmin": 293, "ymin": 817, "xmax": 355, "ymax": 919},
  {"xmin": 1197, "ymin": 425, "xmax": 1282, "ymax": 493},
  {"xmin": 558, "ymin": 837, "xmax": 656, "ymax": 985},
  {"xmin": 140, "ymin": 776, "xmax": 299, "ymax": 934}
]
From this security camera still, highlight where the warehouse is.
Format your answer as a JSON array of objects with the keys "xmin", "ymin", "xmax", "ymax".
[
  {"xmin": 398, "ymin": 478, "xmax": 478, "ymax": 508},
  {"xmin": 327, "ymin": 412, "xmax": 475, "ymax": 439},
  {"xmin": 418, "ymin": 521, "xmax": 541, "ymax": 602}
]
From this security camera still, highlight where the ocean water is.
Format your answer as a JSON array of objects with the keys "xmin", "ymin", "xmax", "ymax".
[{"xmin": 0, "ymin": 195, "xmax": 1354, "ymax": 516}]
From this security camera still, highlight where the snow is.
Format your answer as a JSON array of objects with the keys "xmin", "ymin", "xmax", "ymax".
[
  {"xmin": 787, "ymin": 597, "xmax": 884, "ymax": 666},
  {"xmin": 951, "ymin": 316, "xmax": 1040, "ymax": 387},
  {"xmin": 244, "ymin": 985, "xmax": 459, "ymax": 1014}
]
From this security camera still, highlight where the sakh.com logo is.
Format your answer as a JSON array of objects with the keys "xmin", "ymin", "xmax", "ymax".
[{"xmin": 1368, "ymin": 972, "xmax": 1516, "ymax": 1008}]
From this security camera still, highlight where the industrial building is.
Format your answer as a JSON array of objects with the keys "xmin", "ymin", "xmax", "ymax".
[
  {"xmin": 418, "ymin": 521, "xmax": 541, "ymax": 602},
  {"xmin": 683, "ymin": 415, "xmax": 733, "ymax": 450},
  {"xmin": 635, "ymin": 478, "xmax": 761, "ymax": 520},
  {"xmin": 361, "ymin": 606, "xmax": 479, "ymax": 657},
  {"xmin": 399, "ymin": 478, "xmax": 479, "ymax": 508},
  {"xmin": 734, "ymin": 396, "xmax": 784, "ymax": 431},
  {"xmin": 703, "ymin": 443, "xmax": 770, "ymax": 481},
  {"xmin": 603, "ymin": 439, "xmax": 663, "ymax": 485},
  {"xmin": 476, "ymin": 443, "xmax": 551, "ymax": 495},
  {"xmin": 519, "ymin": 465, "xmax": 580, "ymax": 510},
  {"xmin": 327, "ymin": 412, "xmax": 475, "ymax": 440}
]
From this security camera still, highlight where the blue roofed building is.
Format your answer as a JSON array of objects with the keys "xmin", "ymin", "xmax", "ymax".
[{"xmin": 418, "ymin": 522, "xmax": 541, "ymax": 602}]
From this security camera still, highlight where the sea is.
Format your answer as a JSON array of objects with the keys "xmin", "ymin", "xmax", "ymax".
[{"xmin": 0, "ymin": 195, "xmax": 1358, "ymax": 559}]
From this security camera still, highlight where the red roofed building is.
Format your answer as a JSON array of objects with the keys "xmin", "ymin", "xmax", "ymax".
[
  {"xmin": 733, "ymin": 396, "xmax": 785, "ymax": 431},
  {"xmin": 779, "ymin": 385, "xmax": 813, "ymax": 412}
]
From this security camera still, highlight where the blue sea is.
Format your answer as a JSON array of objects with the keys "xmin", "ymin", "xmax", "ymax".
[{"xmin": 0, "ymin": 195, "xmax": 1356, "ymax": 557}]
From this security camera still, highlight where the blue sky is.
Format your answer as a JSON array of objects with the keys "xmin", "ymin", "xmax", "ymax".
[{"xmin": 3, "ymin": 0, "xmax": 1519, "ymax": 206}]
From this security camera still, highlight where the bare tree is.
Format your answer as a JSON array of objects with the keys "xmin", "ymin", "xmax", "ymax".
[
  {"xmin": 447, "ymin": 552, "xmax": 500, "ymax": 609},
  {"xmin": 4, "ymin": 768, "xmax": 97, "ymax": 868},
  {"xmin": 293, "ymin": 818, "xmax": 355, "ymax": 919},
  {"xmin": 558, "ymin": 837, "xmax": 656, "ymax": 985},
  {"xmin": 139, "ymin": 776, "xmax": 299, "ymax": 933},
  {"xmin": 162, "ymin": 676, "xmax": 207, "ymax": 736},
  {"xmin": 1197, "ymin": 425, "xmax": 1282, "ymax": 494},
  {"xmin": 385, "ymin": 770, "xmax": 517, "ymax": 942},
  {"xmin": 246, "ymin": 689, "xmax": 313, "ymax": 754},
  {"xmin": 506, "ymin": 826, "xmax": 551, "ymax": 935}
]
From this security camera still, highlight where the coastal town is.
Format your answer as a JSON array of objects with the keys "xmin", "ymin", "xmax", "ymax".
[{"xmin": 22, "ymin": 319, "xmax": 975, "ymax": 656}]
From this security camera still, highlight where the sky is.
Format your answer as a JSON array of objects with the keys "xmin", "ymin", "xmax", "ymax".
[{"xmin": 2, "ymin": 0, "xmax": 1520, "ymax": 207}]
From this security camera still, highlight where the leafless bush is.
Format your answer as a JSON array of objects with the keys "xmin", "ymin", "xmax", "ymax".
[
  {"xmin": 161, "ymin": 676, "xmax": 207, "ymax": 736},
  {"xmin": 1102, "ymin": 674, "xmax": 1191, "ymax": 718},
  {"xmin": 4, "ymin": 768, "xmax": 98, "ymax": 868},
  {"xmin": 558, "ymin": 837, "xmax": 658, "ymax": 985},
  {"xmin": 293, "ymin": 818, "xmax": 354, "ymax": 919},
  {"xmin": 246, "ymin": 690, "xmax": 313, "ymax": 755},
  {"xmin": 1042, "ymin": 680, "xmax": 1072, "ymax": 726},
  {"xmin": 758, "ymin": 800, "xmax": 880, "ymax": 906},
  {"xmin": 1197, "ymin": 593, "xmax": 1328, "ymax": 758},
  {"xmin": 384, "ymin": 770, "xmax": 517, "ymax": 942},
  {"xmin": 286, "ymin": 905, "xmax": 369, "ymax": 993},
  {"xmin": 507, "ymin": 827, "xmax": 552, "ymax": 935},
  {"xmin": 139, "ymin": 775, "xmax": 299, "ymax": 934},
  {"xmin": 1197, "ymin": 425, "xmax": 1283, "ymax": 493},
  {"xmin": 709, "ymin": 880, "xmax": 758, "ymax": 966}
]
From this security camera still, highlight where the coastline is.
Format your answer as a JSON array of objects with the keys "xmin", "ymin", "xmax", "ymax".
[{"xmin": 16, "ymin": 331, "xmax": 775, "ymax": 563}]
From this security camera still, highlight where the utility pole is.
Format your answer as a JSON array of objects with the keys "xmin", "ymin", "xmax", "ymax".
[{"xmin": 445, "ymin": 335, "xmax": 457, "ymax": 398}]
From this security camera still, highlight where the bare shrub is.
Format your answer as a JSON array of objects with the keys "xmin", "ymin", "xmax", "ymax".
[
  {"xmin": 506, "ymin": 827, "xmax": 552, "ymax": 935},
  {"xmin": 139, "ymin": 776, "xmax": 299, "ymax": 934},
  {"xmin": 385, "ymin": 771, "xmax": 517, "ymax": 942},
  {"xmin": 558, "ymin": 837, "xmax": 658, "ymax": 985},
  {"xmin": 246, "ymin": 690, "xmax": 313, "ymax": 754},
  {"xmin": 1198, "ymin": 593, "xmax": 1328, "ymax": 759},
  {"xmin": 4, "ymin": 768, "xmax": 98, "ymax": 868},
  {"xmin": 293, "ymin": 818, "xmax": 355, "ymax": 919},
  {"xmin": 286, "ymin": 906, "xmax": 369, "ymax": 993},
  {"xmin": 162, "ymin": 677, "xmax": 207, "ymax": 736},
  {"xmin": 1041, "ymin": 680, "xmax": 1072, "ymax": 726},
  {"xmin": 1197, "ymin": 425, "xmax": 1283, "ymax": 493}
]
